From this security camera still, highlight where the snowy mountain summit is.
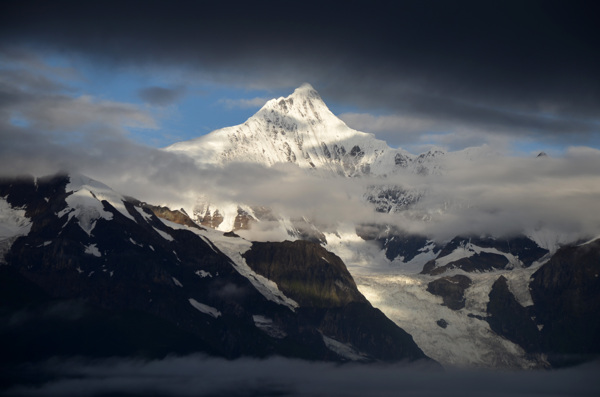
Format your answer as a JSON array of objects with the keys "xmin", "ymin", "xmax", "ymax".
[
  {"xmin": 166, "ymin": 83, "xmax": 426, "ymax": 177},
  {"xmin": 165, "ymin": 84, "xmax": 455, "ymax": 230}
]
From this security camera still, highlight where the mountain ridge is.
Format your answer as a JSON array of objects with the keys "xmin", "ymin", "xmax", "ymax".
[{"xmin": 0, "ymin": 172, "xmax": 431, "ymax": 367}]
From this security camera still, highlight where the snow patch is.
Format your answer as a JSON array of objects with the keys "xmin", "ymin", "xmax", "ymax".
[
  {"xmin": 59, "ymin": 175, "xmax": 138, "ymax": 236},
  {"xmin": 188, "ymin": 298, "xmax": 221, "ymax": 318},
  {"xmin": 59, "ymin": 187, "xmax": 113, "ymax": 236},
  {"xmin": 252, "ymin": 315, "xmax": 286, "ymax": 339},
  {"xmin": 195, "ymin": 270, "xmax": 212, "ymax": 278},
  {"xmin": 321, "ymin": 334, "xmax": 368, "ymax": 362},
  {"xmin": 172, "ymin": 277, "xmax": 183, "ymax": 288},
  {"xmin": 578, "ymin": 235, "xmax": 600, "ymax": 246},
  {"xmin": 152, "ymin": 227, "xmax": 174, "ymax": 241},
  {"xmin": 0, "ymin": 198, "xmax": 32, "ymax": 263},
  {"xmin": 134, "ymin": 206, "xmax": 153, "ymax": 222},
  {"xmin": 84, "ymin": 243, "xmax": 101, "ymax": 257}
]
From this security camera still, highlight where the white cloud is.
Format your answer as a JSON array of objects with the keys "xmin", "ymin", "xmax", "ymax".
[
  {"xmin": 218, "ymin": 97, "xmax": 269, "ymax": 109},
  {"xmin": 338, "ymin": 112, "xmax": 516, "ymax": 153},
  {"xmin": 21, "ymin": 94, "xmax": 157, "ymax": 132},
  {"xmin": 340, "ymin": 112, "xmax": 436, "ymax": 136},
  {"xmin": 2, "ymin": 53, "xmax": 599, "ymax": 247}
]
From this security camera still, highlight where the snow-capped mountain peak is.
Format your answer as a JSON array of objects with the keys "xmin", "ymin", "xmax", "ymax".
[{"xmin": 166, "ymin": 84, "xmax": 413, "ymax": 177}]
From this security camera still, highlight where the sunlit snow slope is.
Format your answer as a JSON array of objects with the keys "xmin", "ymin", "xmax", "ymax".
[{"xmin": 166, "ymin": 83, "xmax": 415, "ymax": 177}]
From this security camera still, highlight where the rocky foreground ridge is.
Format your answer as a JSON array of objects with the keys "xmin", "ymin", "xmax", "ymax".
[{"xmin": 0, "ymin": 173, "xmax": 429, "ymax": 375}]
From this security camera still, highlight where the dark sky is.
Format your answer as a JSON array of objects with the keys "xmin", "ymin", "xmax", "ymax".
[{"xmin": 1, "ymin": 0, "xmax": 599, "ymax": 152}]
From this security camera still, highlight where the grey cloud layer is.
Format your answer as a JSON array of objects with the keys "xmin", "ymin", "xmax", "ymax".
[
  {"xmin": 138, "ymin": 86, "xmax": 186, "ymax": 107},
  {"xmin": 1, "ymin": 0, "xmax": 598, "ymax": 147},
  {"xmin": 6, "ymin": 355, "xmax": 599, "ymax": 396}
]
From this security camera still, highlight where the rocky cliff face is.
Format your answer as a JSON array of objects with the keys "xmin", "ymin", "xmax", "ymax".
[
  {"xmin": 529, "ymin": 239, "xmax": 600, "ymax": 366},
  {"xmin": 243, "ymin": 240, "xmax": 429, "ymax": 362},
  {"xmin": 243, "ymin": 240, "xmax": 366, "ymax": 308},
  {"xmin": 486, "ymin": 276, "xmax": 541, "ymax": 354}
]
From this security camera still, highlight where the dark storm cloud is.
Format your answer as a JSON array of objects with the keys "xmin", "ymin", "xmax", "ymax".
[
  {"xmin": 5, "ymin": 355, "xmax": 600, "ymax": 396},
  {"xmin": 1, "ymin": 0, "xmax": 598, "ymax": 144},
  {"xmin": 138, "ymin": 85, "xmax": 186, "ymax": 106}
]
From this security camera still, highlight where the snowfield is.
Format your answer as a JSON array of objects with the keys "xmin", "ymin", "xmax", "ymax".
[{"xmin": 0, "ymin": 197, "xmax": 32, "ymax": 263}]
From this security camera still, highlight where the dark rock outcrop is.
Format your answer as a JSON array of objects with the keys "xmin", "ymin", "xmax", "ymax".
[
  {"xmin": 243, "ymin": 240, "xmax": 429, "ymax": 362},
  {"xmin": 486, "ymin": 276, "xmax": 541, "ymax": 353},
  {"xmin": 436, "ymin": 319, "xmax": 449, "ymax": 328},
  {"xmin": 2, "ymin": 175, "xmax": 287, "ymax": 361},
  {"xmin": 530, "ymin": 240, "xmax": 600, "ymax": 366},
  {"xmin": 427, "ymin": 275, "xmax": 472, "ymax": 310},
  {"xmin": 243, "ymin": 240, "xmax": 365, "ymax": 308}
]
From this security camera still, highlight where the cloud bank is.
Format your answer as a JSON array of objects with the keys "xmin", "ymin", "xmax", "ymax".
[
  {"xmin": 218, "ymin": 97, "xmax": 269, "ymax": 109},
  {"xmin": 1, "ymin": 46, "xmax": 599, "ymax": 246},
  {"xmin": 0, "ymin": 51, "xmax": 600, "ymax": 241},
  {"xmin": 138, "ymin": 86, "xmax": 186, "ymax": 107},
  {"xmin": 6, "ymin": 355, "xmax": 600, "ymax": 397}
]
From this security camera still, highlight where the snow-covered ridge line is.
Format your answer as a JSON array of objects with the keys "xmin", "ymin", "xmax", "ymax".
[
  {"xmin": 433, "ymin": 243, "xmax": 521, "ymax": 269},
  {"xmin": 158, "ymin": 218, "xmax": 298, "ymax": 311},
  {"xmin": 164, "ymin": 83, "xmax": 420, "ymax": 177},
  {"xmin": 59, "ymin": 174, "xmax": 137, "ymax": 236}
]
